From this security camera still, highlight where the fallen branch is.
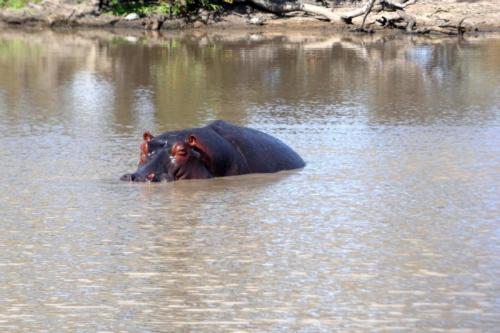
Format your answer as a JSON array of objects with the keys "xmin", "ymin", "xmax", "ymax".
[
  {"xmin": 341, "ymin": 0, "xmax": 473, "ymax": 35},
  {"xmin": 302, "ymin": 3, "xmax": 337, "ymax": 21},
  {"xmin": 342, "ymin": 0, "xmax": 417, "ymax": 23},
  {"xmin": 381, "ymin": 0, "xmax": 417, "ymax": 10},
  {"xmin": 242, "ymin": 0, "xmax": 337, "ymax": 21}
]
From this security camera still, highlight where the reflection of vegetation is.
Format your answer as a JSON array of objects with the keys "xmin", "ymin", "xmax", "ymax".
[
  {"xmin": 1, "ymin": 31, "xmax": 499, "ymax": 128},
  {"xmin": 0, "ymin": 32, "xmax": 100, "ymax": 121},
  {"xmin": 0, "ymin": 39, "xmax": 43, "ymax": 61},
  {"xmin": 153, "ymin": 40, "xmax": 211, "ymax": 122},
  {"xmin": 111, "ymin": 36, "xmax": 142, "ymax": 46},
  {"xmin": 97, "ymin": 33, "xmax": 500, "ymax": 126}
]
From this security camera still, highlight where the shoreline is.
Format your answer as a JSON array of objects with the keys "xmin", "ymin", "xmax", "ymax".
[{"xmin": 1, "ymin": 1, "xmax": 500, "ymax": 34}]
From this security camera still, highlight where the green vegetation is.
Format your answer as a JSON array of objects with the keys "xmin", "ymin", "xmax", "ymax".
[
  {"xmin": 105, "ymin": 0, "xmax": 229, "ymax": 17},
  {"xmin": 0, "ymin": 0, "xmax": 228, "ymax": 14},
  {"xmin": 0, "ymin": 0, "xmax": 38, "ymax": 9},
  {"xmin": 105, "ymin": 0, "xmax": 172, "ymax": 16}
]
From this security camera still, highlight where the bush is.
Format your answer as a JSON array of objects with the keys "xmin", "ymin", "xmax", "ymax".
[
  {"xmin": 104, "ymin": 0, "xmax": 229, "ymax": 16},
  {"xmin": 0, "ymin": 0, "xmax": 34, "ymax": 9}
]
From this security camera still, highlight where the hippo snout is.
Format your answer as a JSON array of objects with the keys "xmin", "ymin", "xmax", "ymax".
[
  {"xmin": 120, "ymin": 173, "xmax": 147, "ymax": 182},
  {"xmin": 120, "ymin": 172, "xmax": 171, "ymax": 182},
  {"xmin": 120, "ymin": 173, "xmax": 135, "ymax": 182}
]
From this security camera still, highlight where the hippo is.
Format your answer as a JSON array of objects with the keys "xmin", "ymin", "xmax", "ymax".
[{"xmin": 120, "ymin": 120, "xmax": 305, "ymax": 182}]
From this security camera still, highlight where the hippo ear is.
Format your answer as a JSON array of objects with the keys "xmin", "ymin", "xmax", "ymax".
[
  {"xmin": 187, "ymin": 134, "xmax": 211, "ymax": 166},
  {"xmin": 188, "ymin": 135, "xmax": 197, "ymax": 146},
  {"xmin": 188, "ymin": 134, "xmax": 205, "ymax": 157},
  {"xmin": 139, "ymin": 131, "xmax": 154, "ymax": 166},
  {"xmin": 143, "ymin": 131, "xmax": 154, "ymax": 142}
]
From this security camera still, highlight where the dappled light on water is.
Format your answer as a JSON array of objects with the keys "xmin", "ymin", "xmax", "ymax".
[{"xmin": 0, "ymin": 30, "xmax": 499, "ymax": 331}]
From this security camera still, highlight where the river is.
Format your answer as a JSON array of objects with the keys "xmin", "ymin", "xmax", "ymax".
[{"xmin": 0, "ymin": 29, "xmax": 499, "ymax": 332}]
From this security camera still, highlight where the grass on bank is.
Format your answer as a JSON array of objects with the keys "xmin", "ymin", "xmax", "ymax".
[
  {"xmin": 0, "ymin": 0, "xmax": 37, "ymax": 9},
  {"xmin": 105, "ymin": 0, "xmax": 177, "ymax": 16},
  {"xmin": 0, "ymin": 0, "xmax": 228, "ymax": 15},
  {"xmin": 104, "ymin": 0, "xmax": 228, "ymax": 16}
]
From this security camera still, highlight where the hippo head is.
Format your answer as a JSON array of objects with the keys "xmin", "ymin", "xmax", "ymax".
[{"xmin": 120, "ymin": 131, "xmax": 212, "ymax": 182}]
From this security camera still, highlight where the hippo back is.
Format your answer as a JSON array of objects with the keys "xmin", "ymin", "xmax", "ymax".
[{"xmin": 208, "ymin": 120, "xmax": 305, "ymax": 174}]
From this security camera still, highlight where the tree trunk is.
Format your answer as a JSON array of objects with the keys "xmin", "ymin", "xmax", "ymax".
[{"xmin": 360, "ymin": 0, "xmax": 376, "ymax": 30}]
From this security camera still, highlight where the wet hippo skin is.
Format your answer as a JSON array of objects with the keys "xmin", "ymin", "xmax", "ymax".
[{"xmin": 121, "ymin": 120, "xmax": 305, "ymax": 182}]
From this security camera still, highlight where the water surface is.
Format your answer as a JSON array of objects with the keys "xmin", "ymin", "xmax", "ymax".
[{"xmin": 0, "ymin": 30, "xmax": 499, "ymax": 332}]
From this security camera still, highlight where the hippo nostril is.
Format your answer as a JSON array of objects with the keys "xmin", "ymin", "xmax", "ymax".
[{"xmin": 146, "ymin": 173, "xmax": 155, "ymax": 182}]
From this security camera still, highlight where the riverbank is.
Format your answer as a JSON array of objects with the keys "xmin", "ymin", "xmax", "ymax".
[{"xmin": 0, "ymin": 0, "xmax": 499, "ymax": 33}]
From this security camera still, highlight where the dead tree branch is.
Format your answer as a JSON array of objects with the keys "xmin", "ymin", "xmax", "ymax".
[
  {"xmin": 243, "ymin": 0, "xmax": 337, "ymax": 21},
  {"xmin": 360, "ymin": 0, "xmax": 377, "ymax": 31},
  {"xmin": 341, "ymin": 0, "xmax": 473, "ymax": 35}
]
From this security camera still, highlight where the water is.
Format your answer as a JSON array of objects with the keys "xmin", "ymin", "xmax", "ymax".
[{"xmin": 0, "ymin": 29, "xmax": 499, "ymax": 332}]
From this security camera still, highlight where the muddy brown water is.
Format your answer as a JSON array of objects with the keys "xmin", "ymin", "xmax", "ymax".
[{"xmin": 0, "ymin": 30, "xmax": 499, "ymax": 332}]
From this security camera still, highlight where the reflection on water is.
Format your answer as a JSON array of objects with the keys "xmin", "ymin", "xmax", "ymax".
[{"xmin": 0, "ymin": 30, "xmax": 499, "ymax": 332}]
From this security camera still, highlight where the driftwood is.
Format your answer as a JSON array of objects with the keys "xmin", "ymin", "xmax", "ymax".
[
  {"xmin": 238, "ymin": 0, "xmax": 473, "ymax": 35},
  {"xmin": 341, "ymin": 0, "xmax": 472, "ymax": 35},
  {"xmin": 0, "ymin": 0, "xmax": 477, "ymax": 34},
  {"xmin": 237, "ymin": 0, "xmax": 338, "ymax": 21}
]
